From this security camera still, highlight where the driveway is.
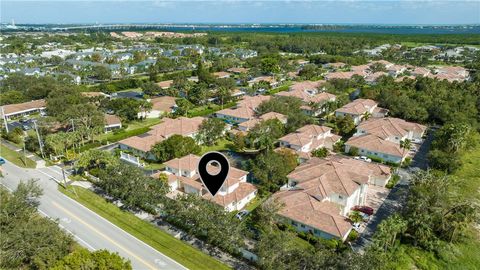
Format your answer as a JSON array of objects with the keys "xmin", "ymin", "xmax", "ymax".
[{"xmin": 352, "ymin": 171, "xmax": 410, "ymax": 252}]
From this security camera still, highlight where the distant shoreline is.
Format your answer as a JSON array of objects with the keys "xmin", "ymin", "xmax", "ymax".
[{"xmin": 2, "ymin": 23, "xmax": 479, "ymax": 35}]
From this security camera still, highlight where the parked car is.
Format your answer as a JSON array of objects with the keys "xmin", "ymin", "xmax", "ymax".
[
  {"xmin": 0, "ymin": 157, "xmax": 6, "ymax": 165},
  {"xmin": 360, "ymin": 156, "xmax": 372, "ymax": 162},
  {"xmin": 353, "ymin": 222, "xmax": 361, "ymax": 231},
  {"xmin": 353, "ymin": 205, "xmax": 374, "ymax": 216},
  {"xmin": 235, "ymin": 210, "xmax": 250, "ymax": 220},
  {"xmin": 360, "ymin": 212, "xmax": 371, "ymax": 222}
]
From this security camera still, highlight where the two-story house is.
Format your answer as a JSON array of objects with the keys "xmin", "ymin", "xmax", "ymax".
[
  {"xmin": 160, "ymin": 154, "xmax": 257, "ymax": 212},
  {"xmin": 278, "ymin": 125, "xmax": 341, "ymax": 155},
  {"xmin": 345, "ymin": 117, "xmax": 427, "ymax": 164},
  {"xmin": 118, "ymin": 117, "xmax": 204, "ymax": 160},
  {"xmin": 272, "ymin": 156, "xmax": 391, "ymax": 241},
  {"xmin": 215, "ymin": 95, "xmax": 271, "ymax": 124},
  {"xmin": 275, "ymin": 81, "xmax": 336, "ymax": 116},
  {"xmin": 334, "ymin": 99, "xmax": 388, "ymax": 125}
]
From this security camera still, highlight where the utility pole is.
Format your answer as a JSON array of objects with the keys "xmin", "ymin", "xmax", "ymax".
[
  {"xmin": 1, "ymin": 107, "xmax": 9, "ymax": 133},
  {"xmin": 23, "ymin": 140, "xmax": 27, "ymax": 166},
  {"xmin": 33, "ymin": 120, "xmax": 45, "ymax": 158}
]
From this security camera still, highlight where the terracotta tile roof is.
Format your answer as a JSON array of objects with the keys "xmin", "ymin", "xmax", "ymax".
[
  {"xmin": 365, "ymin": 72, "xmax": 387, "ymax": 82},
  {"xmin": 1, "ymin": 99, "xmax": 46, "ymax": 116},
  {"xmin": 104, "ymin": 114, "xmax": 121, "ymax": 126},
  {"xmin": 119, "ymin": 117, "xmax": 204, "ymax": 152},
  {"xmin": 346, "ymin": 134, "xmax": 405, "ymax": 157},
  {"xmin": 227, "ymin": 67, "xmax": 249, "ymax": 74},
  {"xmin": 248, "ymin": 76, "xmax": 276, "ymax": 85},
  {"xmin": 357, "ymin": 117, "xmax": 426, "ymax": 140},
  {"xmin": 163, "ymin": 154, "xmax": 248, "ymax": 186},
  {"xmin": 216, "ymin": 95, "xmax": 271, "ymax": 121},
  {"xmin": 150, "ymin": 171, "xmax": 178, "ymax": 185},
  {"xmin": 205, "ymin": 182, "xmax": 257, "ymax": 207},
  {"xmin": 213, "ymin": 71, "xmax": 231, "ymax": 78},
  {"xmin": 276, "ymin": 85, "xmax": 336, "ymax": 104},
  {"xmin": 164, "ymin": 154, "xmax": 200, "ymax": 172},
  {"xmin": 325, "ymin": 71, "xmax": 356, "ymax": 80},
  {"xmin": 272, "ymin": 190, "xmax": 352, "ymax": 238},
  {"xmin": 238, "ymin": 112, "xmax": 287, "ymax": 131},
  {"xmin": 289, "ymin": 81, "xmax": 325, "ymax": 92},
  {"xmin": 150, "ymin": 96, "xmax": 177, "ymax": 112},
  {"xmin": 335, "ymin": 99, "xmax": 377, "ymax": 115},
  {"xmin": 279, "ymin": 125, "xmax": 338, "ymax": 151},
  {"xmin": 156, "ymin": 80, "xmax": 173, "ymax": 89},
  {"xmin": 411, "ymin": 67, "xmax": 430, "ymax": 77},
  {"xmin": 286, "ymin": 156, "xmax": 389, "ymax": 197}
]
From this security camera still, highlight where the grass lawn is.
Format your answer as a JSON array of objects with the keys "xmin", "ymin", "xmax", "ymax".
[
  {"xmin": 244, "ymin": 196, "xmax": 266, "ymax": 212},
  {"xmin": 0, "ymin": 144, "xmax": 36, "ymax": 168},
  {"xmin": 125, "ymin": 118, "xmax": 163, "ymax": 131},
  {"xmin": 144, "ymin": 162, "xmax": 165, "ymax": 171},
  {"xmin": 200, "ymin": 138, "xmax": 235, "ymax": 154},
  {"xmin": 60, "ymin": 186, "xmax": 231, "ymax": 270},
  {"xmin": 393, "ymin": 134, "xmax": 480, "ymax": 269},
  {"xmin": 94, "ymin": 118, "xmax": 162, "ymax": 143}
]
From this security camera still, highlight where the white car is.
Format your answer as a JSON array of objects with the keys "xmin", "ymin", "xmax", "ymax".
[
  {"xmin": 360, "ymin": 156, "xmax": 372, "ymax": 162},
  {"xmin": 235, "ymin": 210, "xmax": 250, "ymax": 220}
]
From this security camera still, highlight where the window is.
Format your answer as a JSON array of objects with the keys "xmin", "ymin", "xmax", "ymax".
[
  {"xmin": 300, "ymin": 224, "xmax": 305, "ymax": 228},
  {"xmin": 339, "ymin": 195, "xmax": 343, "ymax": 199},
  {"xmin": 291, "ymin": 221, "xmax": 297, "ymax": 226}
]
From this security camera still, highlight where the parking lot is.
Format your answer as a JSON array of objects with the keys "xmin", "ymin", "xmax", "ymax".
[{"xmin": 7, "ymin": 118, "xmax": 35, "ymax": 131}]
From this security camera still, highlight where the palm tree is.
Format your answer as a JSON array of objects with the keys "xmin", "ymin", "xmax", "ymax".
[
  {"xmin": 362, "ymin": 111, "xmax": 372, "ymax": 121},
  {"xmin": 400, "ymin": 139, "xmax": 412, "ymax": 158}
]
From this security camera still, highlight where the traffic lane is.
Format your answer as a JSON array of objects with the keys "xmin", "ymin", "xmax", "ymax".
[{"xmin": 1, "ymin": 163, "xmax": 187, "ymax": 270}]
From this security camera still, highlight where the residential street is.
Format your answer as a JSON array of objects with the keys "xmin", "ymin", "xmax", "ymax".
[
  {"xmin": 0, "ymin": 161, "xmax": 186, "ymax": 270},
  {"xmin": 352, "ymin": 169, "xmax": 410, "ymax": 252},
  {"xmin": 352, "ymin": 128, "xmax": 436, "ymax": 252}
]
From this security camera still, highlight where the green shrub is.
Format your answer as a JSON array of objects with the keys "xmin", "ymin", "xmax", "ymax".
[
  {"xmin": 347, "ymin": 230, "xmax": 359, "ymax": 242},
  {"xmin": 386, "ymin": 174, "xmax": 401, "ymax": 189}
]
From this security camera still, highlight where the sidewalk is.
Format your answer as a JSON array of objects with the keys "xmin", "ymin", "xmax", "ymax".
[{"xmin": 1, "ymin": 138, "xmax": 44, "ymax": 167}]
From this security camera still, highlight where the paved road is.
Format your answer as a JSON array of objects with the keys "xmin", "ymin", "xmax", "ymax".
[
  {"xmin": 352, "ymin": 169, "xmax": 410, "ymax": 252},
  {"xmin": 0, "ymin": 162, "xmax": 187, "ymax": 270}
]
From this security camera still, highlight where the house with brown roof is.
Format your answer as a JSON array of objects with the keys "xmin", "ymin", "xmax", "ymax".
[
  {"xmin": 156, "ymin": 80, "xmax": 174, "ymax": 89},
  {"xmin": 161, "ymin": 154, "xmax": 257, "ymax": 212},
  {"xmin": 346, "ymin": 117, "xmax": 427, "ymax": 164},
  {"xmin": 247, "ymin": 76, "xmax": 278, "ymax": 87},
  {"xmin": 324, "ymin": 71, "xmax": 357, "ymax": 81},
  {"xmin": 227, "ymin": 67, "xmax": 249, "ymax": 74},
  {"xmin": 118, "ymin": 117, "xmax": 204, "ymax": 159},
  {"xmin": 355, "ymin": 117, "xmax": 427, "ymax": 144},
  {"xmin": 213, "ymin": 71, "xmax": 232, "ymax": 79},
  {"xmin": 139, "ymin": 96, "xmax": 177, "ymax": 118},
  {"xmin": 334, "ymin": 99, "xmax": 387, "ymax": 125},
  {"xmin": 275, "ymin": 81, "xmax": 336, "ymax": 116},
  {"xmin": 345, "ymin": 134, "xmax": 407, "ymax": 164},
  {"xmin": 104, "ymin": 114, "xmax": 122, "ymax": 132},
  {"xmin": 433, "ymin": 66, "xmax": 469, "ymax": 82},
  {"xmin": 273, "ymin": 156, "xmax": 391, "ymax": 240},
  {"xmin": 0, "ymin": 99, "xmax": 46, "ymax": 120},
  {"xmin": 215, "ymin": 95, "xmax": 271, "ymax": 124},
  {"xmin": 278, "ymin": 125, "xmax": 341, "ymax": 155},
  {"xmin": 238, "ymin": 112, "xmax": 287, "ymax": 132}
]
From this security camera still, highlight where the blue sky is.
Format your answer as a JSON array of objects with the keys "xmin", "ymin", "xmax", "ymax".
[{"xmin": 1, "ymin": 1, "xmax": 479, "ymax": 25}]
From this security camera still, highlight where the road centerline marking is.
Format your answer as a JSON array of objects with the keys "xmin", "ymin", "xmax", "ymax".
[{"xmin": 51, "ymin": 200, "xmax": 159, "ymax": 270}]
